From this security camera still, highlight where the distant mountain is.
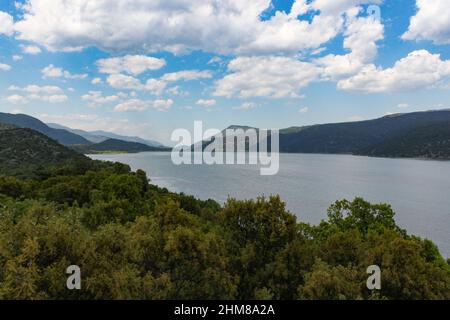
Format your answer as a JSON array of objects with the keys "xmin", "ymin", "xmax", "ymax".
[
  {"xmin": 0, "ymin": 126, "xmax": 89, "ymax": 176},
  {"xmin": 0, "ymin": 113, "xmax": 90, "ymax": 145},
  {"xmin": 279, "ymin": 110, "xmax": 450, "ymax": 155},
  {"xmin": 194, "ymin": 110, "xmax": 450, "ymax": 160},
  {"xmin": 47, "ymin": 123, "xmax": 165, "ymax": 147},
  {"xmin": 73, "ymin": 138, "xmax": 170, "ymax": 154}
]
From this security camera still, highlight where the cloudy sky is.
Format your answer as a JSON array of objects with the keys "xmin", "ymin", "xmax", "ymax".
[{"xmin": 1, "ymin": 0, "xmax": 450, "ymax": 144}]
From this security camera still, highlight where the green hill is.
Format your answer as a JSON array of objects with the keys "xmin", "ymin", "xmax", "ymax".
[
  {"xmin": 278, "ymin": 110, "xmax": 450, "ymax": 155},
  {"xmin": 0, "ymin": 112, "xmax": 90, "ymax": 145},
  {"xmin": 361, "ymin": 121, "xmax": 450, "ymax": 159},
  {"xmin": 0, "ymin": 126, "xmax": 89, "ymax": 177}
]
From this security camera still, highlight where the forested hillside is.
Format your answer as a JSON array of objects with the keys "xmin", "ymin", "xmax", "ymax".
[
  {"xmin": 361, "ymin": 121, "xmax": 450, "ymax": 159},
  {"xmin": 0, "ymin": 126, "xmax": 89, "ymax": 177}
]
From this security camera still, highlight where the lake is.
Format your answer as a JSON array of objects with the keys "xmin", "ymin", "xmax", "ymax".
[{"xmin": 90, "ymin": 152, "xmax": 450, "ymax": 258}]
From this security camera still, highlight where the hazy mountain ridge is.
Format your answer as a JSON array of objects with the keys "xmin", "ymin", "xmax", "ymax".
[
  {"xmin": 0, "ymin": 112, "xmax": 91, "ymax": 145},
  {"xmin": 47, "ymin": 123, "xmax": 165, "ymax": 147}
]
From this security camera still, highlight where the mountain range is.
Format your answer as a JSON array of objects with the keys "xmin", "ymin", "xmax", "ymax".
[
  {"xmin": 0, "ymin": 112, "xmax": 90, "ymax": 145},
  {"xmin": 0, "ymin": 112, "xmax": 167, "ymax": 154},
  {"xmin": 198, "ymin": 110, "xmax": 450, "ymax": 160},
  {"xmin": 47, "ymin": 123, "xmax": 165, "ymax": 147},
  {"xmin": 1, "ymin": 110, "xmax": 450, "ymax": 160}
]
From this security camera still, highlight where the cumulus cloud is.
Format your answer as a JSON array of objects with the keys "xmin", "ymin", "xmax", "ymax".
[
  {"xmin": 5, "ymin": 95, "xmax": 28, "ymax": 104},
  {"xmin": 0, "ymin": 11, "xmax": 14, "ymax": 36},
  {"xmin": 81, "ymin": 91, "xmax": 119, "ymax": 105},
  {"xmin": 91, "ymin": 78, "xmax": 103, "ymax": 85},
  {"xmin": 316, "ymin": 8, "xmax": 384, "ymax": 80},
  {"xmin": 161, "ymin": 70, "xmax": 213, "ymax": 82},
  {"xmin": 41, "ymin": 64, "xmax": 88, "ymax": 79},
  {"xmin": 5, "ymin": 93, "xmax": 68, "ymax": 104},
  {"xmin": 214, "ymin": 56, "xmax": 319, "ymax": 98},
  {"xmin": 106, "ymin": 74, "xmax": 166, "ymax": 95},
  {"xmin": 96, "ymin": 55, "xmax": 166, "ymax": 75},
  {"xmin": 114, "ymin": 98, "xmax": 174, "ymax": 112},
  {"xmin": 196, "ymin": 99, "xmax": 217, "ymax": 107},
  {"xmin": 338, "ymin": 50, "xmax": 450, "ymax": 93},
  {"xmin": 12, "ymin": 55, "xmax": 23, "ymax": 61},
  {"xmin": 7, "ymin": 84, "xmax": 68, "ymax": 103},
  {"xmin": 12, "ymin": 0, "xmax": 381, "ymax": 55},
  {"xmin": 107, "ymin": 74, "xmax": 144, "ymax": 91},
  {"xmin": 20, "ymin": 44, "xmax": 42, "ymax": 55},
  {"xmin": 403, "ymin": 0, "xmax": 450, "ymax": 45},
  {"xmin": 0, "ymin": 63, "xmax": 11, "ymax": 71},
  {"xmin": 8, "ymin": 84, "xmax": 63, "ymax": 94}
]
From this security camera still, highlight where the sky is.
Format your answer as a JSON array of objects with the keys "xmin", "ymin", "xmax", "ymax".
[{"xmin": 1, "ymin": 0, "xmax": 450, "ymax": 145}]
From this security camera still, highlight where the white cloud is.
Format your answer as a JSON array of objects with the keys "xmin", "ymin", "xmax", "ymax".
[
  {"xmin": 0, "ymin": 11, "xmax": 14, "ymax": 36},
  {"xmin": 145, "ymin": 79, "xmax": 167, "ymax": 96},
  {"xmin": 299, "ymin": 107, "xmax": 309, "ymax": 113},
  {"xmin": 316, "ymin": 9, "xmax": 384, "ymax": 80},
  {"xmin": 81, "ymin": 91, "xmax": 119, "ymax": 105},
  {"xmin": 20, "ymin": 44, "xmax": 42, "ymax": 55},
  {"xmin": 5, "ymin": 95, "xmax": 28, "ymax": 104},
  {"xmin": 0, "ymin": 63, "xmax": 11, "ymax": 71},
  {"xmin": 214, "ymin": 56, "xmax": 319, "ymax": 98},
  {"xmin": 161, "ymin": 70, "xmax": 213, "ymax": 82},
  {"xmin": 41, "ymin": 64, "xmax": 88, "ymax": 79},
  {"xmin": 106, "ymin": 74, "xmax": 167, "ymax": 95},
  {"xmin": 403, "ymin": 0, "xmax": 450, "ymax": 45},
  {"xmin": 7, "ymin": 84, "xmax": 68, "ymax": 103},
  {"xmin": 233, "ymin": 102, "xmax": 258, "ymax": 110},
  {"xmin": 32, "ymin": 94, "xmax": 69, "ymax": 103},
  {"xmin": 5, "ymin": 93, "xmax": 68, "ymax": 104},
  {"xmin": 397, "ymin": 103, "xmax": 409, "ymax": 109},
  {"xmin": 196, "ymin": 99, "xmax": 217, "ymax": 107},
  {"xmin": 96, "ymin": 55, "xmax": 166, "ymax": 75},
  {"xmin": 91, "ymin": 78, "xmax": 103, "ymax": 85},
  {"xmin": 12, "ymin": 55, "xmax": 23, "ymax": 61},
  {"xmin": 338, "ymin": 50, "xmax": 450, "ymax": 93},
  {"xmin": 208, "ymin": 57, "xmax": 223, "ymax": 65},
  {"xmin": 12, "ymin": 0, "xmax": 381, "ymax": 55},
  {"xmin": 167, "ymin": 86, "xmax": 189, "ymax": 96},
  {"xmin": 8, "ymin": 84, "xmax": 63, "ymax": 94},
  {"xmin": 114, "ymin": 98, "xmax": 173, "ymax": 112},
  {"xmin": 107, "ymin": 74, "xmax": 144, "ymax": 91}
]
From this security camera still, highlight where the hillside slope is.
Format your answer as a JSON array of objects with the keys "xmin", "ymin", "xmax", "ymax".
[
  {"xmin": 0, "ymin": 126, "xmax": 89, "ymax": 176},
  {"xmin": 360, "ymin": 121, "xmax": 450, "ymax": 159},
  {"xmin": 279, "ymin": 110, "xmax": 450, "ymax": 154},
  {"xmin": 0, "ymin": 112, "xmax": 90, "ymax": 145}
]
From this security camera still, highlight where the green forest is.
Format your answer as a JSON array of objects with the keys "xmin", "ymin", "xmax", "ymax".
[{"xmin": 0, "ymin": 157, "xmax": 449, "ymax": 300}]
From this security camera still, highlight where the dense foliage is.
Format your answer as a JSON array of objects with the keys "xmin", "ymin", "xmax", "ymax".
[{"xmin": 0, "ymin": 160, "xmax": 449, "ymax": 300}]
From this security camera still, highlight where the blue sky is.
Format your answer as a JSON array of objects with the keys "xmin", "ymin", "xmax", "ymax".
[{"xmin": 1, "ymin": 0, "xmax": 450, "ymax": 145}]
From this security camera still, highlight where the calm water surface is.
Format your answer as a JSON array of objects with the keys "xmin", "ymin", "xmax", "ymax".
[{"xmin": 90, "ymin": 152, "xmax": 450, "ymax": 258}]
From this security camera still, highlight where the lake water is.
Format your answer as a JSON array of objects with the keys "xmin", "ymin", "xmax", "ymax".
[{"xmin": 90, "ymin": 152, "xmax": 450, "ymax": 258}]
